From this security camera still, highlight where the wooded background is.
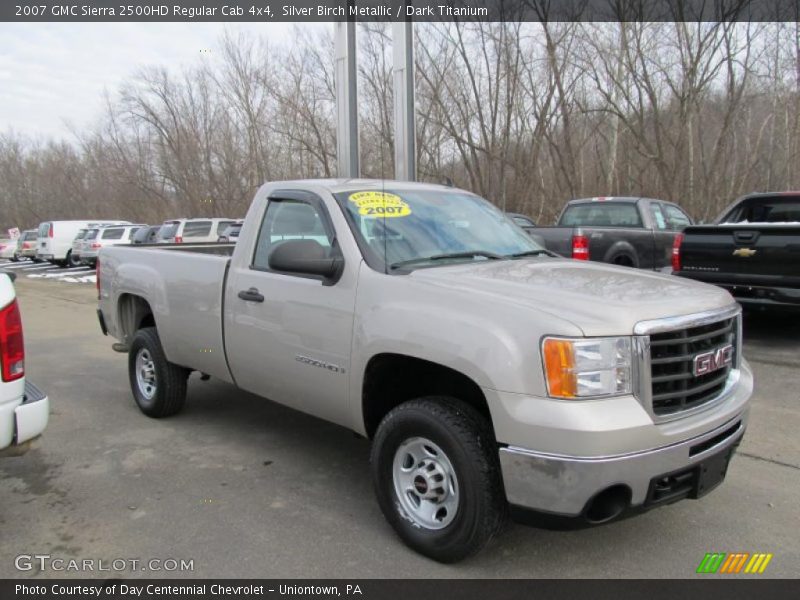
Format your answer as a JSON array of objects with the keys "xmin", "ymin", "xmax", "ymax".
[{"xmin": 1, "ymin": 21, "xmax": 798, "ymax": 230}]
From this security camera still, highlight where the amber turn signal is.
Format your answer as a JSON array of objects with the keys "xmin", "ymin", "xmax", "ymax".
[{"xmin": 542, "ymin": 338, "xmax": 577, "ymax": 398}]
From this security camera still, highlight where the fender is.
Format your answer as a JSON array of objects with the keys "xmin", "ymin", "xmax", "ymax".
[{"xmin": 346, "ymin": 266, "xmax": 583, "ymax": 435}]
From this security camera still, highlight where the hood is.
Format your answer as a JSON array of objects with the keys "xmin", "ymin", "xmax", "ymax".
[{"xmin": 409, "ymin": 258, "xmax": 735, "ymax": 336}]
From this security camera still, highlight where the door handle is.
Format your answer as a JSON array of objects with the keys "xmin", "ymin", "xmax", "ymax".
[{"xmin": 238, "ymin": 287, "xmax": 264, "ymax": 303}]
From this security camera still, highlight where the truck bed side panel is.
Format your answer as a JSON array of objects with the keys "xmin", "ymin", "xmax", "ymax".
[
  {"xmin": 533, "ymin": 227, "xmax": 575, "ymax": 257},
  {"xmin": 100, "ymin": 246, "xmax": 233, "ymax": 383}
]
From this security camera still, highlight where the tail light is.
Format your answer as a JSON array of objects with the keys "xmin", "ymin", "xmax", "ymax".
[
  {"xmin": 23, "ymin": 242, "xmax": 31, "ymax": 249},
  {"xmin": 174, "ymin": 236, "xmax": 183, "ymax": 244},
  {"xmin": 91, "ymin": 243, "xmax": 101, "ymax": 249},
  {"xmin": 672, "ymin": 233, "xmax": 684, "ymax": 272},
  {"xmin": 0, "ymin": 299, "xmax": 24, "ymax": 382},
  {"xmin": 572, "ymin": 234, "xmax": 589, "ymax": 260},
  {"xmin": 48, "ymin": 224, "xmax": 54, "ymax": 238}
]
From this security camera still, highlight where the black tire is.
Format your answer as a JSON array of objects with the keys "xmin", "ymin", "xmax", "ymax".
[
  {"xmin": 128, "ymin": 327, "xmax": 189, "ymax": 418},
  {"xmin": 370, "ymin": 397, "xmax": 506, "ymax": 563},
  {"xmin": 66, "ymin": 250, "xmax": 80, "ymax": 268},
  {"xmin": 612, "ymin": 254, "xmax": 635, "ymax": 268},
  {"xmin": 10, "ymin": 253, "xmax": 20, "ymax": 262}
]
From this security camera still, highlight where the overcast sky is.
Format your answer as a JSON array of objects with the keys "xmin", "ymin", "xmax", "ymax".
[{"xmin": 0, "ymin": 23, "xmax": 323, "ymax": 140}]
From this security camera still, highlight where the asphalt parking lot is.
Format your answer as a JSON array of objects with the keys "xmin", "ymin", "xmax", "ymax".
[{"xmin": 0, "ymin": 275, "xmax": 798, "ymax": 578}]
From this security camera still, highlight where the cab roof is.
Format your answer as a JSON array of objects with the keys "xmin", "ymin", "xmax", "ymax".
[{"xmin": 264, "ymin": 179, "xmax": 466, "ymax": 195}]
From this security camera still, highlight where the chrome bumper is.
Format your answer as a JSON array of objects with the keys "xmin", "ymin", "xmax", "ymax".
[{"xmin": 499, "ymin": 409, "xmax": 747, "ymax": 516}]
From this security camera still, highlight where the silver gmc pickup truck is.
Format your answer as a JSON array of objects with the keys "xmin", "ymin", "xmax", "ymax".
[{"xmin": 97, "ymin": 180, "xmax": 753, "ymax": 562}]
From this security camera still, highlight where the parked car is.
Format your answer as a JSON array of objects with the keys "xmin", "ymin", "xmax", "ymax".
[
  {"xmin": 80, "ymin": 224, "xmax": 144, "ymax": 267},
  {"xmin": 132, "ymin": 225, "xmax": 162, "ymax": 245},
  {"xmin": 674, "ymin": 191, "xmax": 800, "ymax": 309},
  {"xmin": 536, "ymin": 197, "xmax": 693, "ymax": 269},
  {"xmin": 157, "ymin": 218, "xmax": 236, "ymax": 244},
  {"xmin": 507, "ymin": 213, "xmax": 536, "ymax": 233},
  {"xmin": 36, "ymin": 220, "xmax": 130, "ymax": 267},
  {"xmin": 13, "ymin": 230, "xmax": 39, "ymax": 262},
  {"xmin": 507, "ymin": 213, "xmax": 546, "ymax": 247},
  {"xmin": 70, "ymin": 228, "xmax": 91, "ymax": 266},
  {"xmin": 97, "ymin": 180, "xmax": 752, "ymax": 563},
  {"xmin": 0, "ymin": 240, "xmax": 16, "ymax": 260},
  {"xmin": 217, "ymin": 221, "xmax": 243, "ymax": 243},
  {"xmin": 0, "ymin": 272, "xmax": 49, "ymax": 456}
]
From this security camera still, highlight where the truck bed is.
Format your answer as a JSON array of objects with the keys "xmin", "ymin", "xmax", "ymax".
[
  {"xmin": 676, "ymin": 224, "xmax": 800, "ymax": 306},
  {"xmin": 99, "ymin": 244, "xmax": 234, "ymax": 382}
]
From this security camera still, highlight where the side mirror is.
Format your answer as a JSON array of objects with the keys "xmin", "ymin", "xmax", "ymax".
[{"xmin": 268, "ymin": 239, "xmax": 343, "ymax": 283}]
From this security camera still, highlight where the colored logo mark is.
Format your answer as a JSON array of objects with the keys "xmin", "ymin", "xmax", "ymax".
[{"xmin": 696, "ymin": 552, "xmax": 773, "ymax": 574}]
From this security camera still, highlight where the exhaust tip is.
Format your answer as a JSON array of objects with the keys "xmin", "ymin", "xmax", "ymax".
[{"xmin": 584, "ymin": 485, "xmax": 631, "ymax": 524}]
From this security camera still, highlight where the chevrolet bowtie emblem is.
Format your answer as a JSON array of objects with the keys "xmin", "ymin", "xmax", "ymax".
[{"xmin": 732, "ymin": 248, "xmax": 757, "ymax": 257}]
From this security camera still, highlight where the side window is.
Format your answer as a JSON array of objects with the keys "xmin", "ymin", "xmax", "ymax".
[
  {"xmin": 650, "ymin": 204, "xmax": 668, "ymax": 231},
  {"xmin": 128, "ymin": 227, "xmax": 141, "ymax": 240},
  {"xmin": 253, "ymin": 200, "xmax": 332, "ymax": 270},
  {"xmin": 663, "ymin": 205, "xmax": 692, "ymax": 230},
  {"xmin": 183, "ymin": 221, "xmax": 212, "ymax": 237},
  {"xmin": 216, "ymin": 221, "xmax": 234, "ymax": 235},
  {"xmin": 102, "ymin": 228, "xmax": 125, "ymax": 240}
]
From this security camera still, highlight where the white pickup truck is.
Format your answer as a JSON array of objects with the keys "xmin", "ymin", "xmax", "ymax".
[
  {"xmin": 97, "ymin": 180, "xmax": 753, "ymax": 562},
  {"xmin": 0, "ymin": 273, "xmax": 49, "ymax": 456}
]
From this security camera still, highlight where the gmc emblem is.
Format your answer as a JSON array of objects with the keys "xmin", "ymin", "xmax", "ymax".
[{"xmin": 693, "ymin": 345, "xmax": 734, "ymax": 377}]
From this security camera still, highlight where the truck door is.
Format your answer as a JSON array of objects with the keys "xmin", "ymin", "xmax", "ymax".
[{"xmin": 223, "ymin": 192, "xmax": 356, "ymax": 428}]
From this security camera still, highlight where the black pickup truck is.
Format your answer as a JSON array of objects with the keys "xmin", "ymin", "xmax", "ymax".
[
  {"xmin": 674, "ymin": 192, "xmax": 800, "ymax": 309},
  {"xmin": 535, "ymin": 197, "xmax": 693, "ymax": 269}
]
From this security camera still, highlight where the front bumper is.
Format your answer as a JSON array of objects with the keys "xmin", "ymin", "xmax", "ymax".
[
  {"xmin": 0, "ymin": 381, "xmax": 49, "ymax": 454},
  {"xmin": 500, "ymin": 410, "xmax": 747, "ymax": 518},
  {"xmin": 494, "ymin": 356, "xmax": 753, "ymax": 518}
]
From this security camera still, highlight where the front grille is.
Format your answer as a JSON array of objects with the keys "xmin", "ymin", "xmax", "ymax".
[{"xmin": 649, "ymin": 316, "xmax": 737, "ymax": 416}]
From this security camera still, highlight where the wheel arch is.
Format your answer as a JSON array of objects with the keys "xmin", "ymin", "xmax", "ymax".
[
  {"xmin": 117, "ymin": 293, "xmax": 156, "ymax": 345},
  {"xmin": 361, "ymin": 353, "xmax": 494, "ymax": 439},
  {"xmin": 603, "ymin": 241, "xmax": 639, "ymax": 268}
]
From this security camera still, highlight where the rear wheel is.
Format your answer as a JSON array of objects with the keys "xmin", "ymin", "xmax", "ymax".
[
  {"xmin": 67, "ymin": 250, "xmax": 80, "ymax": 267},
  {"xmin": 10, "ymin": 252, "xmax": 20, "ymax": 262},
  {"xmin": 128, "ymin": 327, "xmax": 188, "ymax": 418},
  {"xmin": 612, "ymin": 255, "xmax": 635, "ymax": 268},
  {"xmin": 370, "ymin": 397, "xmax": 506, "ymax": 563}
]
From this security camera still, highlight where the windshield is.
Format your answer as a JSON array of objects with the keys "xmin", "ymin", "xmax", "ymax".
[
  {"xmin": 560, "ymin": 202, "xmax": 642, "ymax": 227},
  {"xmin": 720, "ymin": 196, "xmax": 800, "ymax": 224},
  {"xmin": 335, "ymin": 189, "xmax": 543, "ymax": 270},
  {"xmin": 158, "ymin": 223, "xmax": 179, "ymax": 240}
]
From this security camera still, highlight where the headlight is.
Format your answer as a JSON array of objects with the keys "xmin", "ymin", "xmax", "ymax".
[{"xmin": 542, "ymin": 337, "xmax": 632, "ymax": 399}]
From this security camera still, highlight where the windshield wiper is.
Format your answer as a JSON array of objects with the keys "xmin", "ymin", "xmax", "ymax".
[
  {"xmin": 390, "ymin": 251, "xmax": 503, "ymax": 270},
  {"xmin": 506, "ymin": 249, "xmax": 557, "ymax": 259}
]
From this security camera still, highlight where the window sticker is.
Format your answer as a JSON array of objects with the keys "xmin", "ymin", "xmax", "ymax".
[{"xmin": 348, "ymin": 191, "xmax": 412, "ymax": 218}]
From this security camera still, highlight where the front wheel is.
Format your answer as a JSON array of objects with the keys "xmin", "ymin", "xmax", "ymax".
[
  {"xmin": 128, "ymin": 327, "xmax": 189, "ymax": 418},
  {"xmin": 370, "ymin": 397, "xmax": 506, "ymax": 563}
]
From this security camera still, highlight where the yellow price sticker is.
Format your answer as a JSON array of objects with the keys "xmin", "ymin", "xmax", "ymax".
[{"xmin": 348, "ymin": 191, "xmax": 412, "ymax": 218}]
